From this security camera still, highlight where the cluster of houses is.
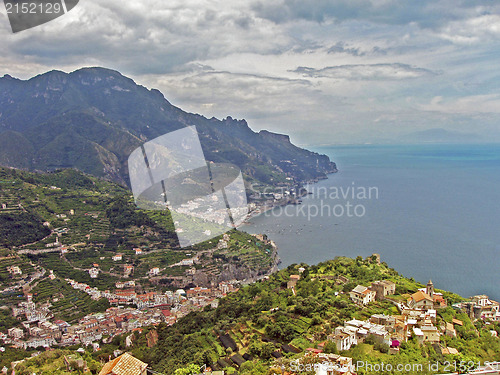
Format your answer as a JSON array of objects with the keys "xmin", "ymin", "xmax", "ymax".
[
  {"xmin": 343, "ymin": 278, "xmax": 499, "ymax": 355},
  {"xmin": 454, "ymin": 294, "xmax": 500, "ymax": 322},
  {"xmin": 349, "ymin": 279, "xmax": 396, "ymax": 305},
  {"xmin": 11, "ymin": 293, "xmax": 52, "ymax": 322},
  {"xmin": 0, "ymin": 272, "xmax": 239, "ymax": 350},
  {"xmin": 66, "ymin": 276, "xmax": 237, "ymax": 311}
]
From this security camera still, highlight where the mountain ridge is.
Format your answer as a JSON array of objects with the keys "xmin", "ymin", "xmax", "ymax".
[{"xmin": 0, "ymin": 67, "xmax": 337, "ymax": 190}]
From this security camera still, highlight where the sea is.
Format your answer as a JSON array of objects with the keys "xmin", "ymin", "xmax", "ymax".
[{"xmin": 242, "ymin": 143, "xmax": 500, "ymax": 301}]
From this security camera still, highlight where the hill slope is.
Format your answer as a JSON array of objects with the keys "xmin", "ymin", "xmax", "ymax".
[{"xmin": 0, "ymin": 167, "xmax": 278, "ymax": 295}]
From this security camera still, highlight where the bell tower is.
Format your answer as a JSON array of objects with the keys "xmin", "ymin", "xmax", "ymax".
[{"xmin": 426, "ymin": 279, "xmax": 434, "ymax": 298}]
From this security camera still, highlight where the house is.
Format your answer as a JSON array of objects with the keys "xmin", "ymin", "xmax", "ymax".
[
  {"xmin": 327, "ymin": 331, "xmax": 357, "ymax": 352},
  {"xmin": 112, "ymin": 254, "xmax": 123, "ymax": 261},
  {"xmin": 415, "ymin": 321, "xmax": 440, "ymax": 344},
  {"xmin": 230, "ymin": 353, "xmax": 246, "ymax": 368},
  {"xmin": 186, "ymin": 286, "xmax": 211, "ymax": 298},
  {"xmin": 123, "ymin": 265, "xmax": 134, "ymax": 277},
  {"xmin": 441, "ymin": 347, "xmax": 459, "ymax": 355},
  {"xmin": 179, "ymin": 259, "xmax": 194, "ymax": 266},
  {"xmin": 445, "ymin": 322, "xmax": 456, "ymax": 337},
  {"xmin": 315, "ymin": 354, "xmax": 356, "ymax": 375},
  {"xmin": 134, "ymin": 248, "xmax": 142, "ymax": 255},
  {"xmin": 8, "ymin": 327, "xmax": 24, "ymax": 339},
  {"xmin": 350, "ymin": 285, "xmax": 376, "ymax": 305},
  {"xmin": 98, "ymin": 353, "xmax": 148, "ymax": 375},
  {"xmin": 149, "ymin": 267, "xmax": 160, "ymax": 276},
  {"xmin": 89, "ymin": 268, "xmax": 99, "ymax": 279},
  {"xmin": 23, "ymin": 337, "xmax": 56, "ymax": 349},
  {"xmin": 452, "ymin": 318, "xmax": 463, "ymax": 326},
  {"xmin": 413, "ymin": 280, "xmax": 447, "ymax": 309},
  {"xmin": 407, "ymin": 291, "xmax": 434, "ymax": 310},
  {"xmin": 471, "ymin": 295, "xmax": 500, "ymax": 320},
  {"xmin": 370, "ymin": 280, "xmax": 396, "ymax": 300},
  {"xmin": 219, "ymin": 333, "xmax": 237, "ymax": 352}
]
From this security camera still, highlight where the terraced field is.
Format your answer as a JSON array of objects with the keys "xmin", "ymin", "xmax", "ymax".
[{"xmin": 32, "ymin": 277, "xmax": 110, "ymax": 322}]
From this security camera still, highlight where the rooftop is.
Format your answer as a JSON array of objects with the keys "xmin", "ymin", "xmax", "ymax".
[{"xmin": 98, "ymin": 353, "xmax": 147, "ymax": 375}]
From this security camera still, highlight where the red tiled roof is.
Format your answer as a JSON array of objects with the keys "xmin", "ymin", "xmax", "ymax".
[{"xmin": 98, "ymin": 353, "xmax": 147, "ymax": 375}]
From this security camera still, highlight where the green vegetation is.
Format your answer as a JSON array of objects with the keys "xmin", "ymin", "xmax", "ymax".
[
  {"xmin": 4, "ymin": 349, "xmax": 101, "ymax": 375},
  {"xmin": 0, "ymin": 211, "xmax": 51, "ymax": 247},
  {"xmin": 32, "ymin": 278, "xmax": 110, "ymax": 322},
  {"xmin": 84, "ymin": 256, "xmax": 499, "ymax": 375}
]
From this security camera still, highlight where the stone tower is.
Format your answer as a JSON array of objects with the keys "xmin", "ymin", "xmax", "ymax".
[{"xmin": 426, "ymin": 279, "xmax": 434, "ymax": 298}]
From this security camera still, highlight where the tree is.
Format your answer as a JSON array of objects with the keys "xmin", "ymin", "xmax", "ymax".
[
  {"xmin": 174, "ymin": 364, "xmax": 200, "ymax": 375},
  {"xmin": 247, "ymin": 342, "xmax": 263, "ymax": 357},
  {"xmin": 260, "ymin": 343, "xmax": 275, "ymax": 360},
  {"xmin": 240, "ymin": 361, "xmax": 268, "ymax": 375},
  {"xmin": 374, "ymin": 342, "xmax": 389, "ymax": 353},
  {"xmin": 323, "ymin": 341, "xmax": 338, "ymax": 354}
]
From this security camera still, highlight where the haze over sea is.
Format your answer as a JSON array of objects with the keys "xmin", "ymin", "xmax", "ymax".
[{"xmin": 243, "ymin": 143, "xmax": 500, "ymax": 301}]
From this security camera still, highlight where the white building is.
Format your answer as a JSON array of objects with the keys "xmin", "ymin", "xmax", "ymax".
[
  {"xmin": 89, "ymin": 268, "xmax": 99, "ymax": 278},
  {"xmin": 350, "ymin": 285, "xmax": 376, "ymax": 305}
]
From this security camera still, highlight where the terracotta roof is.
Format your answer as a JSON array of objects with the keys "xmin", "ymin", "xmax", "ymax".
[
  {"xmin": 98, "ymin": 353, "xmax": 147, "ymax": 375},
  {"xmin": 410, "ymin": 290, "xmax": 433, "ymax": 303}
]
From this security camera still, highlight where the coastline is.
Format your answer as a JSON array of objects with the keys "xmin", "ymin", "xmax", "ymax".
[{"xmin": 244, "ymin": 169, "xmax": 338, "ymax": 224}]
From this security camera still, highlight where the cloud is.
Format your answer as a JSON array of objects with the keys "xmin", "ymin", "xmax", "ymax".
[
  {"xmin": 251, "ymin": 0, "xmax": 500, "ymax": 29},
  {"xmin": 1, "ymin": 0, "xmax": 500, "ymax": 144},
  {"xmin": 437, "ymin": 14, "xmax": 500, "ymax": 44},
  {"xmin": 291, "ymin": 63, "xmax": 437, "ymax": 80},
  {"xmin": 140, "ymin": 69, "xmax": 313, "ymax": 121},
  {"xmin": 420, "ymin": 94, "xmax": 500, "ymax": 114},
  {"xmin": 1, "ymin": 0, "xmax": 291, "ymax": 75}
]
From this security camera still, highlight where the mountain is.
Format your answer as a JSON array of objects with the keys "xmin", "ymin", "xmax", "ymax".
[
  {"xmin": 0, "ymin": 68, "xmax": 337, "ymax": 188},
  {"xmin": 400, "ymin": 128, "xmax": 483, "ymax": 144}
]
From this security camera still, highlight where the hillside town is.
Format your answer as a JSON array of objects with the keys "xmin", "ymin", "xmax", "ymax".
[
  {"xmin": 0, "ymin": 271, "xmax": 238, "ymax": 350},
  {"xmin": 1, "ymin": 256, "xmax": 499, "ymax": 375},
  {"xmin": 309, "ymin": 277, "xmax": 500, "ymax": 357}
]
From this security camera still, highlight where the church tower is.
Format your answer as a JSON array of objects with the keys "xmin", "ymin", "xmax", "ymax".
[{"xmin": 426, "ymin": 279, "xmax": 434, "ymax": 298}]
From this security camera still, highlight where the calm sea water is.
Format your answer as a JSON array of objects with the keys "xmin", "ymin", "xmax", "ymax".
[{"xmin": 242, "ymin": 144, "xmax": 500, "ymax": 301}]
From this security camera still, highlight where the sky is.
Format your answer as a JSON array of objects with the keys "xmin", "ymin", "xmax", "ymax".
[{"xmin": 1, "ymin": 0, "xmax": 500, "ymax": 145}]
